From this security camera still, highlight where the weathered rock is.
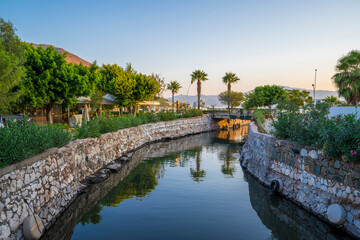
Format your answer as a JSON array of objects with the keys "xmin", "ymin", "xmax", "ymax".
[
  {"xmin": 300, "ymin": 149, "xmax": 308, "ymax": 157},
  {"xmin": 308, "ymin": 150, "xmax": 318, "ymax": 159},
  {"xmin": 107, "ymin": 163, "xmax": 121, "ymax": 173},
  {"xmin": 327, "ymin": 204, "xmax": 346, "ymax": 225}
]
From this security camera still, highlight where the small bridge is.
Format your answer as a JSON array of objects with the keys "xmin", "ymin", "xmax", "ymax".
[{"xmin": 209, "ymin": 111, "xmax": 252, "ymax": 130}]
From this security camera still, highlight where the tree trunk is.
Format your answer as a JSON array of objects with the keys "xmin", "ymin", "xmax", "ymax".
[
  {"xmin": 228, "ymin": 83, "xmax": 231, "ymax": 115},
  {"xmin": 46, "ymin": 102, "xmax": 55, "ymax": 124},
  {"xmin": 196, "ymin": 153, "xmax": 200, "ymax": 173},
  {"xmin": 120, "ymin": 107, "xmax": 123, "ymax": 116},
  {"xmin": 197, "ymin": 80, "xmax": 201, "ymax": 109},
  {"xmin": 172, "ymin": 91, "xmax": 175, "ymax": 113}
]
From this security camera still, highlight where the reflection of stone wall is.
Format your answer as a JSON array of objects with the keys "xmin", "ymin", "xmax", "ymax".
[
  {"xmin": 0, "ymin": 115, "xmax": 214, "ymax": 239},
  {"xmin": 241, "ymin": 122, "xmax": 360, "ymax": 238},
  {"xmin": 41, "ymin": 133, "xmax": 212, "ymax": 240},
  {"xmin": 245, "ymin": 172, "xmax": 351, "ymax": 240}
]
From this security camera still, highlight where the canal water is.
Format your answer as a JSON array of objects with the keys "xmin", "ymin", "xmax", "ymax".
[{"xmin": 42, "ymin": 127, "xmax": 353, "ymax": 240}]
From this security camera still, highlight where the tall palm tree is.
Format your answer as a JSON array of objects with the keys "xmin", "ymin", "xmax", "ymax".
[
  {"xmin": 222, "ymin": 72, "xmax": 240, "ymax": 112},
  {"xmin": 190, "ymin": 70, "xmax": 208, "ymax": 109},
  {"xmin": 167, "ymin": 81, "xmax": 182, "ymax": 112},
  {"xmin": 332, "ymin": 51, "xmax": 360, "ymax": 106},
  {"xmin": 222, "ymin": 72, "xmax": 240, "ymax": 92}
]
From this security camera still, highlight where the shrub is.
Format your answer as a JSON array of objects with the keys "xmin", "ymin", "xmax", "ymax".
[
  {"xmin": 253, "ymin": 109, "xmax": 266, "ymax": 133},
  {"xmin": 75, "ymin": 110, "xmax": 203, "ymax": 139},
  {"xmin": 0, "ymin": 120, "xmax": 71, "ymax": 167},
  {"xmin": 270, "ymin": 102, "xmax": 360, "ymax": 162}
]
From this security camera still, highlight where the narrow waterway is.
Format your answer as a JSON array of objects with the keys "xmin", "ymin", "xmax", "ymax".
[{"xmin": 42, "ymin": 127, "xmax": 353, "ymax": 240}]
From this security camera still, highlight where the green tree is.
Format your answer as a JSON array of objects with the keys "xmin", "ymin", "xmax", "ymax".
[
  {"xmin": 244, "ymin": 85, "xmax": 287, "ymax": 113},
  {"xmin": 99, "ymin": 64, "xmax": 135, "ymax": 114},
  {"xmin": 190, "ymin": 70, "xmax": 208, "ymax": 109},
  {"xmin": 167, "ymin": 81, "xmax": 182, "ymax": 112},
  {"xmin": 0, "ymin": 19, "xmax": 26, "ymax": 113},
  {"xmin": 218, "ymin": 91, "xmax": 245, "ymax": 113},
  {"xmin": 22, "ymin": 44, "xmax": 94, "ymax": 123},
  {"xmin": 151, "ymin": 73, "xmax": 166, "ymax": 98},
  {"xmin": 323, "ymin": 96, "xmax": 342, "ymax": 106},
  {"xmin": 285, "ymin": 89, "xmax": 313, "ymax": 107},
  {"xmin": 332, "ymin": 50, "xmax": 360, "ymax": 106}
]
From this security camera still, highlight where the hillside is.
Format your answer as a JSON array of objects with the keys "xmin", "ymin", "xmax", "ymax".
[
  {"xmin": 29, "ymin": 43, "xmax": 91, "ymax": 67},
  {"xmin": 171, "ymin": 87, "xmax": 340, "ymax": 107}
]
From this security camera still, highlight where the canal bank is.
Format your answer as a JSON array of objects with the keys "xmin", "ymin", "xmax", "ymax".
[
  {"xmin": 241, "ymin": 122, "xmax": 360, "ymax": 238},
  {"xmin": 42, "ymin": 129, "xmax": 351, "ymax": 240},
  {"xmin": 0, "ymin": 115, "xmax": 214, "ymax": 239}
]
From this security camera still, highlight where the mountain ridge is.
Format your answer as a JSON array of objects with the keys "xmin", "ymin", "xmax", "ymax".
[
  {"xmin": 28, "ymin": 43, "xmax": 91, "ymax": 67},
  {"xmin": 170, "ymin": 87, "xmax": 340, "ymax": 107}
]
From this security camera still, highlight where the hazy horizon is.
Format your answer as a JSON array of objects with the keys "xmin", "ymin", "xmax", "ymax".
[{"xmin": 1, "ymin": 0, "xmax": 359, "ymax": 98}]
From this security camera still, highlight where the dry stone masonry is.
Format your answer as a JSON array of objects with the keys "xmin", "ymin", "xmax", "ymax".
[
  {"xmin": 0, "ymin": 115, "xmax": 214, "ymax": 239},
  {"xmin": 241, "ymin": 122, "xmax": 360, "ymax": 238}
]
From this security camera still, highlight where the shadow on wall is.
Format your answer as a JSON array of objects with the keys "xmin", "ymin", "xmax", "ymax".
[{"xmin": 245, "ymin": 172, "xmax": 353, "ymax": 240}]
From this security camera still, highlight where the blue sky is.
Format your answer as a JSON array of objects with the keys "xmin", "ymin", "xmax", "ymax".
[{"xmin": 1, "ymin": 0, "xmax": 360, "ymax": 97}]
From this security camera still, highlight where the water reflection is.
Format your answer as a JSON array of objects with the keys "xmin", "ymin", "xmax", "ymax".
[{"xmin": 41, "ymin": 127, "xmax": 353, "ymax": 240}]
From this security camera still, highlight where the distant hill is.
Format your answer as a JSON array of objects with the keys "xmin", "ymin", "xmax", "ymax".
[
  {"xmin": 171, "ymin": 86, "xmax": 341, "ymax": 107},
  {"xmin": 29, "ymin": 43, "xmax": 91, "ymax": 67}
]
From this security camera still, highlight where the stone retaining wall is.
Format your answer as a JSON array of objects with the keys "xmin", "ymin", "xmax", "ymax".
[
  {"xmin": 0, "ymin": 115, "xmax": 214, "ymax": 239},
  {"xmin": 240, "ymin": 122, "xmax": 360, "ymax": 238}
]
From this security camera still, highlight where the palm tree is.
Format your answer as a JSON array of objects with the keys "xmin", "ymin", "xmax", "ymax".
[
  {"xmin": 190, "ymin": 151, "xmax": 206, "ymax": 182},
  {"xmin": 222, "ymin": 72, "xmax": 240, "ymax": 92},
  {"xmin": 222, "ymin": 72, "xmax": 240, "ymax": 113},
  {"xmin": 167, "ymin": 81, "xmax": 182, "ymax": 112},
  {"xmin": 332, "ymin": 51, "xmax": 360, "ymax": 106},
  {"xmin": 190, "ymin": 70, "xmax": 208, "ymax": 109},
  {"xmin": 323, "ymin": 96, "xmax": 342, "ymax": 106}
]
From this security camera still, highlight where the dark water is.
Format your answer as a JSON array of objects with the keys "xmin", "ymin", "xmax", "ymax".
[{"xmin": 42, "ymin": 127, "xmax": 353, "ymax": 240}]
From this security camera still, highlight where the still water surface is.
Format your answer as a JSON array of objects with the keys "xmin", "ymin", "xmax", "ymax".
[{"xmin": 42, "ymin": 127, "xmax": 352, "ymax": 240}]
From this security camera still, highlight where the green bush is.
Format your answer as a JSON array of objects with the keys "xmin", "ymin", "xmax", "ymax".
[
  {"xmin": 0, "ymin": 120, "xmax": 71, "ymax": 168},
  {"xmin": 270, "ymin": 102, "xmax": 360, "ymax": 162},
  {"xmin": 253, "ymin": 109, "xmax": 266, "ymax": 133},
  {"xmin": 75, "ymin": 110, "xmax": 203, "ymax": 139}
]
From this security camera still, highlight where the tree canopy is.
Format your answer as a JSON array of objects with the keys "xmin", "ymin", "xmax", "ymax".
[
  {"xmin": 218, "ymin": 91, "xmax": 245, "ymax": 112},
  {"xmin": 0, "ymin": 18, "xmax": 25, "ymax": 113},
  {"xmin": 244, "ymin": 85, "xmax": 287, "ymax": 109},
  {"xmin": 22, "ymin": 44, "xmax": 95, "ymax": 122},
  {"xmin": 332, "ymin": 50, "xmax": 360, "ymax": 106}
]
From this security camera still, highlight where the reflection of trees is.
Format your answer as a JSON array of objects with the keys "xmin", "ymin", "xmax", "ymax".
[
  {"xmin": 79, "ymin": 148, "xmax": 204, "ymax": 226},
  {"xmin": 190, "ymin": 150, "xmax": 206, "ymax": 182},
  {"xmin": 80, "ymin": 163, "xmax": 160, "ymax": 225},
  {"xmin": 218, "ymin": 145, "xmax": 238, "ymax": 177}
]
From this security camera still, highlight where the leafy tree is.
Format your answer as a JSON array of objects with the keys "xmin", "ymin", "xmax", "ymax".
[
  {"xmin": 99, "ymin": 64, "xmax": 135, "ymax": 114},
  {"xmin": 125, "ymin": 62, "xmax": 136, "ymax": 73},
  {"xmin": 332, "ymin": 50, "xmax": 360, "ymax": 106},
  {"xmin": 167, "ymin": 81, "xmax": 182, "ymax": 112},
  {"xmin": 151, "ymin": 73, "xmax": 166, "ymax": 98},
  {"xmin": 323, "ymin": 96, "xmax": 342, "ymax": 106},
  {"xmin": 99, "ymin": 64, "xmax": 159, "ymax": 115},
  {"xmin": 244, "ymin": 85, "xmax": 287, "ymax": 113},
  {"xmin": 218, "ymin": 91, "xmax": 245, "ymax": 113},
  {"xmin": 0, "ymin": 19, "xmax": 25, "ymax": 113},
  {"xmin": 22, "ymin": 44, "xmax": 94, "ymax": 123},
  {"xmin": 131, "ymin": 73, "xmax": 160, "ymax": 114},
  {"xmin": 90, "ymin": 88, "xmax": 106, "ymax": 115},
  {"xmin": 285, "ymin": 89, "xmax": 313, "ymax": 107},
  {"xmin": 190, "ymin": 70, "xmax": 208, "ymax": 109}
]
